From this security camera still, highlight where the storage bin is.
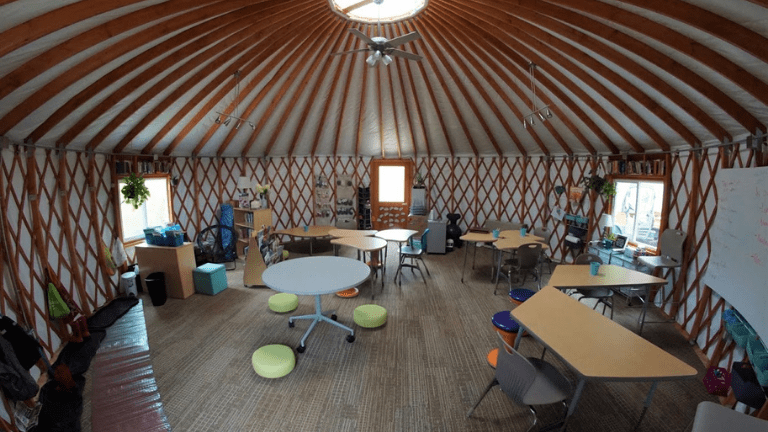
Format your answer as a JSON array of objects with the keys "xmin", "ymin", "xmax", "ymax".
[
  {"xmin": 145, "ymin": 272, "xmax": 167, "ymax": 306},
  {"xmin": 731, "ymin": 362, "xmax": 767, "ymax": 409},
  {"xmin": 726, "ymin": 321, "xmax": 756, "ymax": 348},
  {"xmin": 752, "ymin": 355, "xmax": 768, "ymax": 387}
]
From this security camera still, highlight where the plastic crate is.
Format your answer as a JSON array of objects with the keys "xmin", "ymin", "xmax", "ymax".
[
  {"xmin": 748, "ymin": 339, "xmax": 767, "ymax": 360},
  {"xmin": 752, "ymin": 355, "xmax": 768, "ymax": 387},
  {"xmin": 731, "ymin": 362, "xmax": 767, "ymax": 409},
  {"xmin": 726, "ymin": 321, "xmax": 756, "ymax": 348}
]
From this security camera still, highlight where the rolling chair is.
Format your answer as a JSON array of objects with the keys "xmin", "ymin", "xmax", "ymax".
[
  {"xmin": 196, "ymin": 225, "xmax": 238, "ymax": 270},
  {"xmin": 533, "ymin": 227, "xmax": 555, "ymax": 275},
  {"xmin": 574, "ymin": 253, "xmax": 614, "ymax": 319},
  {"xmin": 394, "ymin": 229, "xmax": 430, "ymax": 285},
  {"xmin": 467, "ymin": 333, "xmax": 572, "ymax": 432}
]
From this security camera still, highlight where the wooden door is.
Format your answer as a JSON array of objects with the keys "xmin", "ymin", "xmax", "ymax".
[{"xmin": 370, "ymin": 159, "xmax": 413, "ymax": 230}]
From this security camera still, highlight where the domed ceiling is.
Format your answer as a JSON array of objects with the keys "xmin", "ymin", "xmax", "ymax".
[{"xmin": 1, "ymin": 0, "xmax": 767, "ymax": 158}]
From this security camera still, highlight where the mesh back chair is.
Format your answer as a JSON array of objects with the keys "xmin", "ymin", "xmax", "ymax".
[
  {"xmin": 494, "ymin": 243, "xmax": 542, "ymax": 295},
  {"xmin": 467, "ymin": 333, "xmax": 572, "ymax": 431},
  {"xmin": 637, "ymin": 229, "xmax": 687, "ymax": 307},
  {"xmin": 197, "ymin": 225, "xmax": 239, "ymax": 270},
  {"xmin": 573, "ymin": 253, "xmax": 614, "ymax": 319},
  {"xmin": 394, "ymin": 229, "xmax": 430, "ymax": 285}
]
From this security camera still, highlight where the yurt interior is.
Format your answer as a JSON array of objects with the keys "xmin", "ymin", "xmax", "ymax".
[{"xmin": 1, "ymin": 0, "xmax": 768, "ymax": 431}]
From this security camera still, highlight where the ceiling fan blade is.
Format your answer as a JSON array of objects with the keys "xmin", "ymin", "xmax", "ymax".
[
  {"xmin": 331, "ymin": 48, "xmax": 371, "ymax": 56},
  {"xmin": 386, "ymin": 32, "xmax": 422, "ymax": 48},
  {"xmin": 389, "ymin": 49, "xmax": 423, "ymax": 61},
  {"xmin": 348, "ymin": 28, "xmax": 374, "ymax": 46}
]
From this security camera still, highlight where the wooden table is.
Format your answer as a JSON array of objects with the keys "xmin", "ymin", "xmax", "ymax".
[
  {"xmin": 548, "ymin": 264, "xmax": 668, "ymax": 334},
  {"xmin": 459, "ymin": 232, "xmax": 499, "ymax": 283},
  {"xmin": 331, "ymin": 236, "xmax": 388, "ymax": 297},
  {"xmin": 261, "ymin": 257, "xmax": 371, "ymax": 353},
  {"xmin": 375, "ymin": 228, "xmax": 418, "ymax": 262},
  {"xmin": 511, "ymin": 286, "xmax": 697, "ymax": 431},
  {"xmin": 274, "ymin": 225, "xmax": 334, "ymax": 255},
  {"xmin": 134, "ymin": 242, "xmax": 196, "ymax": 299},
  {"xmin": 328, "ymin": 228, "xmax": 378, "ymax": 238}
]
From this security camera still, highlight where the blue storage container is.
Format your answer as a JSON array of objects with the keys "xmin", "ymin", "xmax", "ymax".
[{"xmin": 193, "ymin": 263, "xmax": 227, "ymax": 295}]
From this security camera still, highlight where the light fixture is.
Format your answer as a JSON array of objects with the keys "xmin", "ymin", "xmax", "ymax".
[
  {"xmin": 522, "ymin": 62, "xmax": 554, "ymax": 127},
  {"xmin": 599, "ymin": 213, "xmax": 614, "ymax": 239},
  {"xmin": 214, "ymin": 70, "xmax": 256, "ymax": 130}
]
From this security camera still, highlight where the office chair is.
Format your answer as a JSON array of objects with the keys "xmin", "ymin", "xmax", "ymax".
[
  {"xmin": 394, "ymin": 229, "xmax": 430, "ymax": 285},
  {"xmin": 494, "ymin": 242, "xmax": 542, "ymax": 295},
  {"xmin": 574, "ymin": 253, "xmax": 614, "ymax": 319},
  {"xmin": 637, "ymin": 229, "xmax": 686, "ymax": 307},
  {"xmin": 197, "ymin": 225, "xmax": 238, "ymax": 270},
  {"xmin": 533, "ymin": 227, "xmax": 555, "ymax": 275},
  {"xmin": 467, "ymin": 333, "xmax": 572, "ymax": 432}
]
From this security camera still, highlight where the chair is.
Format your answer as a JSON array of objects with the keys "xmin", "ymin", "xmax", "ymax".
[
  {"xmin": 196, "ymin": 225, "xmax": 238, "ymax": 270},
  {"xmin": 494, "ymin": 243, "xmax": 542, "ymax": 295},
  {"xmin": 467, "ymin": 333, "xmax": 572, "ymax": 432},
  {"xmin": 533, "ymin": 227, "xmax": 555, "ymax": 275},
  {"xmin": 394, "ymin": 229, "xmax": 430, "ymax": 285},
  {"xmin": 637, "ymin": 229, "xmax": 687, "ymax": 306},
  {"xmin": 573, "ymin": 253, "xmax": 614, "ymax": 319}
]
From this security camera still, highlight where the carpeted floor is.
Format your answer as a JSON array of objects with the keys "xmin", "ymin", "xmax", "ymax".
[{"xmin": 81, "ymin": 243, "xmax": 716, "ymax": 432}]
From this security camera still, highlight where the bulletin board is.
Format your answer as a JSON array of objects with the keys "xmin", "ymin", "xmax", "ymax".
[{"xmin": 703, "ymin": 166, "xmax": 768, "ymax": 343}]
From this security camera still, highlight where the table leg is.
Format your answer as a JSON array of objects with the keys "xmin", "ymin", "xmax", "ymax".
[
  {"xmin": 461, "ymin": 242, "xmax": 470, "ymax": 283},
  {"xmin": 633, "ymin": 381, "xmax": 658, "ymax": 432},
  {"xmin": 288, "ymin": 295, "xmax": 355, "ymax": 352},
  {"xmin": 559, "ymin": 378, "xmax": 586, "ymax": 432}
]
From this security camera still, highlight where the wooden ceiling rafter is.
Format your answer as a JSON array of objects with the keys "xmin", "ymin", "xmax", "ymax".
[
  {"xmin": 155, "ymin": 4, "xmax": 327, "ymax": 155},
  {"xmin": 385, "ymin": 24, "xmax": 418, "ymax": 158},
  {"xmin": 441, "ymin": 3, "xmax": 604, "ymax": 154},
  {"xmin": 382, "ymin": 24, "xmax": 405, "ymax": 159},
  {"xmin": 310, "ymin": 24, "xmax": 357, "ymax": 157},
  {"xmin": 210, "ymin": 14, "xmax": 340, "ymax": 156},
  {"xmin": 406, "ymin": 17, "xmax": 480, "ymax": 156},
  {"xmin": 0, "ymin": 0, "xmax": 226, "ymax": 109},
  {"xmin": 26, "ymin": 1, "xmax": 292, "ymax": 146},
  {"xmin": 539, "ymin": 0, "xmax": 763, "ymax": 137},
  {"xmin": 428, "ymin": 9, "xmax": 544, "ymax": 155},
  {"xmin": 396, "ymin": 21, "xmax": 458, "ymax": 157},
  {"xmin": 416, "ymin": 16, "xmax": 507, "ymax": 156},
  {"xmin": 354, "ymin": 24, "xmax": 374, "ymax": 157},
  {"xmin": 458, "ymin": 0, "xmax": 647, "ymax": 153},
  {"xmin": 280, "ymin": 21, "xmax": 350, "ymax": 157},
  {"xmin": 330, "ymin": 31, "xmax": 362, "ymax": 156},
  {"xmin": 341, "ymin": 0, "xmax": 375, "ymax": 14},
  {"xmin": 501, "ymin": 0, "xmax": 700, "ymax": 148},
  {"xmin": 245, "ymin": 19, "xmax": 346, "ymax": 157},
  {"xmin": 0, "ymin": 0, "xmax": 149, "ymax": 60},
  {"xmin": 393, "ymin": 22, "xmax": 430, "ymax": 159}
]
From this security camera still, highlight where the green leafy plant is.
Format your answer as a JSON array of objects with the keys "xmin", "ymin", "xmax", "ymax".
[
  {"xmin": 582, "ymin": 173, "xmax": 616, "ymax": 198},
  {"xmin": 413, "ymin": 171, "xmax": 425, "ymax": 188},
  {"xmin": 121, "ymin": 173, "xmax": 150, "ymax": 209}
]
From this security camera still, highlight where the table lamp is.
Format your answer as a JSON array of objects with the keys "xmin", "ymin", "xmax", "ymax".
[
  {"xmin": 237, "ymin": 176, "xmax": 251, "ymax": 208},
  {"xmin": 599, "ymin": 214, "xmax": 614, "ymax": 238}
]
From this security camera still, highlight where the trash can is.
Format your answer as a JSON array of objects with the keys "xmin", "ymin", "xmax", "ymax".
[
  {"xmin": 120, "ymin": 272, "xmax": 138, "ymax": 297},
  {"xmin": 127, "ymin": 264, "xmax": 142, "ymax": 292},
  {"xmin": 145, "ymin": 272, "xmax": 167, "ymax": 306}
]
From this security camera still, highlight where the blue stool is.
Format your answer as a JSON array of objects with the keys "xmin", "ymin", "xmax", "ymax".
[
  {"xmin": 193, "ymin": 263, "xmax": 227, "ymax": 295},
  {"xmin": 491, "ymin": 310, "xmax": 520, "ymax": 349},
  {"xmin": 508, "ymin": 288, "xmax": 535, "ymax": 305}
]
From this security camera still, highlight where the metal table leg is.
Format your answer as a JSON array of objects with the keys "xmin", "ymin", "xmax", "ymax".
[{"xmin": 461, "ymin": 241, "xmax": 470, "ymax": 282}]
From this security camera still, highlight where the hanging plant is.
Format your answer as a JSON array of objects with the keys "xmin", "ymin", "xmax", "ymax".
[
  {"xmin": 121, "ymin": 172, "xmax": 150, "ymax": 209},
  {"xmin": 413, "ymin": 171, "xmax": 426, "ymax": 188},
  {"xmin": 582, "ymin": 172, "xmax": 616, "ymax": 198}
]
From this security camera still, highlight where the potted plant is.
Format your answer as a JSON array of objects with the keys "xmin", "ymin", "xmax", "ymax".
[
  {"xmin": 582, "ymin": 172, "xmax": 616, "ymax": 198},
  {"xmin": 121, "ymin": 173, "xmax": 150, "ymax": 209},
  {"xmin": 413, "ymin": 171, "xmax": 426, "ymax": 188}
]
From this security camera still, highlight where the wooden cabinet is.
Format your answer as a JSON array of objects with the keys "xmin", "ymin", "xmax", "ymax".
[
  {"xmin": 134, "ymin": 242, "xmax": 196, "ymax": 299},
  {"xmin": 233, "ymin": 208, "xmax": 272, "ymax": 258}
]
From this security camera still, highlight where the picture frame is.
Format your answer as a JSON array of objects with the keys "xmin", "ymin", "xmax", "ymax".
[{"xmin": 614, "ymin": 235, "xmax": 627, "ymax": 249}]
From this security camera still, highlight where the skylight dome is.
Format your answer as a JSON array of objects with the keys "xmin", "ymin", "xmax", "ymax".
[{"xmin": 329, "ymin": 0, "xmax": 427, "ymax": 23}]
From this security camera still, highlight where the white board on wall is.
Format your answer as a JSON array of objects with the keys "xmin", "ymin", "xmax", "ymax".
[{"xmin": 703, "ymin": 166, "xmax": 768, "ymax": 343}]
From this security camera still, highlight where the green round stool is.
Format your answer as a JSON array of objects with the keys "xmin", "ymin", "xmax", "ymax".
[
  {"xmin": 282, "ymin": 250, "xmax": 289, "ymax": 260},
  {"xmin": 268, "ymin": 293, "xmax": 298, "ymax": 313},
  {"xmin": 353, "ymin": 304, "xmax": 387, "ymax": 328},
  {"xmin": 251, "ymin": 344, "xmax": 295, "ymax": 378}
]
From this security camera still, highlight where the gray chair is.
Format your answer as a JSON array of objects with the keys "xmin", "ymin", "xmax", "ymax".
[
  {"xmin": 467, "ymin": 333, "xmax": 572, "ymax": 432},
  {"xmin": 494, "ymin": 242, "xmax": 542, "ymax": 295},
  {"xmin": 637, "ymin": 229, "xmax": 686, "ymax": 306},
  {"xmin": 533, "ymin": 227, "xmax": 555, "ymax": 275},
  {"xmin": 574, "ymin": 253, "xmax": 614, "ymax": 319},
  {"xmin": 395, "ymin": 229, "xmax": 430, "ymax": 285}
]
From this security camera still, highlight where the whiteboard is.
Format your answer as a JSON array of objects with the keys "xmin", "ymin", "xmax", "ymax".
[{"xmin": 703, "ymin": 166, "xmax": 768, "ymax": 344}]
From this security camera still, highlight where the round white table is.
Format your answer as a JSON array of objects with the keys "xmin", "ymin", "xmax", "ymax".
[{"xmin": 261, "ymin": 256, "xmax": 371, "ymax": 353}]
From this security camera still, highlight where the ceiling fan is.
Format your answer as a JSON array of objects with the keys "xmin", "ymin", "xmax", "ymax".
[{"xmin": 331, "ymin": 0, "xmax": 423, "ymax": 66}]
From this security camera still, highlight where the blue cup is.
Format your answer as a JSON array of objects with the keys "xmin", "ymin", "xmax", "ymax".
[
  {"xmin": 303, "ymin": 225, "xmax": 309, "ymax": 232},
  {"xmin": 590, "ymin": 261, "xmax": 600, "ymax": 276},
  {"xmin": 492, "ymin": 228, "xmax": 500, "ymax": 239},
  {"xmin": 520, "ymin": 227, "xmax": 527, "ymax": 237}
]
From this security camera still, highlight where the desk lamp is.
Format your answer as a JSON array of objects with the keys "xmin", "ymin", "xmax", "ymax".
[
  {"xmin": 237, "ymin": 176, "xmax": 251, "ymax": 208},
  {"xmin": 599, "ymin": 214, "xmax": 614, "ymax": 239}
]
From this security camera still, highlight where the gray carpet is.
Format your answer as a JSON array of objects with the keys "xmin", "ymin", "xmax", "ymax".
[{"xmin": 81, "ymin": 244, "xmax": 716, "ymax": 431}]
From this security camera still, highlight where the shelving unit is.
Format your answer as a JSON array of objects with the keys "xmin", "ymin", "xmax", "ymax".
[
  {"xmin": 358, "ymin": 186, "xmax": 371, "ymax": 229},
  {"xmin": 233, "ymin": 208, "xmax": 272, "ymax": 258},
  {"xmin": 606, "ymin": 154, "xmax": 667, "ymax": 177}
]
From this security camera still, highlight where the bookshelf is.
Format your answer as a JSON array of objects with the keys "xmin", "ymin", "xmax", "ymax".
[
  {"xmin": 606, "ymin": 154, "xmax": 667, "ymax": 177},
  {"xmin": 233, "ymin": 208, "xmax": 272, "ymax": 258}
]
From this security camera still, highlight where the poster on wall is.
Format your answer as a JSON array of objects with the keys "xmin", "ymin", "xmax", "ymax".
[
  {"xmin": 336, "ymin": 175, "xmax": 355, "ymax": 229},
  {"xmin": 315, "ymin": 174, "xmax": 333, "ymax": 226}
]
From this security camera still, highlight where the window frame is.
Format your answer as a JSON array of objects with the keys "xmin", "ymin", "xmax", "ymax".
[
  {"xmin": 608, "ymin": 175, "xmax": 668, "ymax": 253},
  {"xmin": 117, "ymin": 173, "xmax": 173, "ymax": 247}
]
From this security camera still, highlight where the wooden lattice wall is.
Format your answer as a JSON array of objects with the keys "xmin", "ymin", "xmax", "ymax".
[{"xmin": 1, "ymin": 146, "xmax": 766, "ymax": 430}]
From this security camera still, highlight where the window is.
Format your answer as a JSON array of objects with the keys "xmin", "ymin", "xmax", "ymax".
[
  {"xmin": 378, "ymin": 165, "xmax": 406, "ymax": 202},
  {"xmin": 119, "ymin": 175, "xmax": 172, "ymax": 244},
  {"xmin": 611, "ymin": 179, "xmax": 664, "ymax": 249},
  {"xmin": 329, "ymin": 0, "xmax": 427, "ymax": 23}
]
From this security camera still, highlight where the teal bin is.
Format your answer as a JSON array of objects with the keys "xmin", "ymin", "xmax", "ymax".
[{"xmin": 193, "ymin": 263, "xmax": 227, "ymax": 295}]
